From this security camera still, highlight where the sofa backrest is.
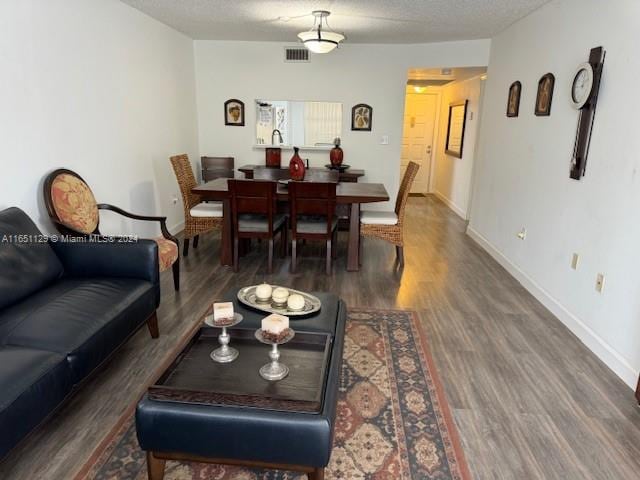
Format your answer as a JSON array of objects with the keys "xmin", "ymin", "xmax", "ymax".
[{"xmin": 0, "ymin": 208, "xmax": 63, "ymax": 310}]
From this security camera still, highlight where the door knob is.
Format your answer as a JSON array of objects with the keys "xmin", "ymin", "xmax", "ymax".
[{"xmin": 426, "ymin": 146, "xmax": 432, "ymax": 154}]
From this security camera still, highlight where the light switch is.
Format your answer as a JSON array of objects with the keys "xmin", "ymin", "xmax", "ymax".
[{"xmin": 380, "ymin": 135, "xmax": 389, "ymax": 145}]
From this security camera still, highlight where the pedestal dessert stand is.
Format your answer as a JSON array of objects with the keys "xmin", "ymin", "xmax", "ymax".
[
  {"xmin": 204, "ymin": 313, "xmax": 243, "ymax": 363},
  {"xmin": 254, "ymin": 328, "xmax": 295, "ymax": 381}
]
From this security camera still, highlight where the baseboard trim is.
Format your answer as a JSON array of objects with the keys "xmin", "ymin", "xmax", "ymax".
[
  {"xmin": 466, "ymin": 225, "xmax": 637, "ymax": 389},
  {"xmin": 169, "ymin": 220, "xmax": 185, "ymax": 236},
  {"xmin": 433, "ymin": 191, "xmax": 467, "ymax": 220}
]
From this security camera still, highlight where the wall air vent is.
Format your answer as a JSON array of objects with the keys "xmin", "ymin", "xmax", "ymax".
[{"xmin": 284, "ymin": 47, "xmax": 309, "ymax": 63}]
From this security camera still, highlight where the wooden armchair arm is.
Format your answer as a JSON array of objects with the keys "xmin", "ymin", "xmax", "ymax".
[{"xmin": 97, "ymin": 203, "xmax": 178, "ymax": 245}]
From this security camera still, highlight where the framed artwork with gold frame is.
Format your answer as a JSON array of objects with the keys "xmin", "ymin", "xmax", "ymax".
[
  {"xmin": 506, "ymin": 81, "xmax": 521, "ymax": 117},
  {"xmin": 535, "ymin": 73, "xmax": 555, "ymax": 116}
]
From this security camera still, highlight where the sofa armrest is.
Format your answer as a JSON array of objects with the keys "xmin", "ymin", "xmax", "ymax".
[{"xmin": 49, "ymin": 238, "xmax": 159, "ymax": 285}]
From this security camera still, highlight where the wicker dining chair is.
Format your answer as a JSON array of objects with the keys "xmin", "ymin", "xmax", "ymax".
[
  {"xmin": 43, "ymin": 168, "xmax": 180, "ymax": 290},
  {"xmin": 170, "ymin": 154, "xmax": 223, "ymax": 257},
  {"xmin": 360, "ymin": 161, "xmax": 420, "ymax": 266}
]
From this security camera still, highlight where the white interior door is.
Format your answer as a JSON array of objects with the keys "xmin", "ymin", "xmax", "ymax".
[{"xmin": 401, "ymin": 93, "xmax": 438, "ymax": 194}]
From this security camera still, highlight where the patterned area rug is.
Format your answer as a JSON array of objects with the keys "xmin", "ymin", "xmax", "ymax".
[{"xmin": 78, "ymin": 309, "xmax": 470, "ymax": 480}]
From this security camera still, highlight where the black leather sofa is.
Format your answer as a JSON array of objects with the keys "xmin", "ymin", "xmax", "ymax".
[{"xmin": 0, "ymin": 207, "xmax": 160, "ymax": 459}]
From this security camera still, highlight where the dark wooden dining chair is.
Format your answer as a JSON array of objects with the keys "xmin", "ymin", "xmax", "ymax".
[
  {"xmin": 288, "ymin": 181, "xmax": 338, "ymax": 275},
  {"xmin": 201, "ymin": 156, "xmax": 235, "ymax": 182},
  {"xmin": 228, "ymin": 180, "xmax": 287, "ymax": 273}
]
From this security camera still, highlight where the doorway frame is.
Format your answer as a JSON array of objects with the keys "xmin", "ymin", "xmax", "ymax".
[{"xmin": 400, "ymin": 87, "xmax": 443, "ymax": 196}]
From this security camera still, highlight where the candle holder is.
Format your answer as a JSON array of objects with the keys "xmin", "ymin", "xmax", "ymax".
[
  {"xmin": 254, "ymin": 328, "xmax": 295, "ymax": 381},
  {"xmin": 204, "ymin": 313, "xmax": 243, "ymax": 363}
]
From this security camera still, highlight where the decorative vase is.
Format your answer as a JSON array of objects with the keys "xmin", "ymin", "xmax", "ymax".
[
  {"xmin": 330, "ymin": 138, "xmax": 343, "ymax": 167},
  {"xmin": 289, "ymin": 147, "xmax": 305, "ymax": 181}
]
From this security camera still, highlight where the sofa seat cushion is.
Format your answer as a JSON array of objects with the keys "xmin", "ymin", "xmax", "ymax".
[
  {"xmin": 0, "ymin": 278, "xmax": 156, "ymax": 383},
  {"xmin": 0, "ymin": 346, "xmax": 73, "ymax": 458}
]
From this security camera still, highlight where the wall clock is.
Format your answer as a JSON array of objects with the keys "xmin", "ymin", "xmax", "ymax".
[
  {"xmin": 570, "ymin": 47, "xmax": 605, "ymax": 180},
  {"xmin": 570, "ymin": 62, "xmax": 594, "ymax": 109}
]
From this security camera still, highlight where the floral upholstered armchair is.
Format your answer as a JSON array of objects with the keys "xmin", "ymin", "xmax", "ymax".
[{"xmin": 43, "ymin": 168, "xmax": 180, "ymax": 290}]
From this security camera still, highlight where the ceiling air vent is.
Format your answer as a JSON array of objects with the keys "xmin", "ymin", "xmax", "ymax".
[{"xmin": 284, "ymin": 47, "xmax": 309, "ymax": 63}]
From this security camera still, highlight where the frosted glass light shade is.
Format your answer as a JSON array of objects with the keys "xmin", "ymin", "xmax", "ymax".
[{"xmin": 297, "ymin": 30, "xmax": 345, "ymax": 53}]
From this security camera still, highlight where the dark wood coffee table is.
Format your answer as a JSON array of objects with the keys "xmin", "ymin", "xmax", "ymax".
[{"xmin": 136, "ymin": 323, "xmax": 343, "ymax": 480}]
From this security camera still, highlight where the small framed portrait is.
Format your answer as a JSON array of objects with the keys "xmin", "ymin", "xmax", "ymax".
[
  {"xmin": 351, "ymin": 104, "xmax": 372, "ymax": 131},
  {"xmin": 506, "ymin": 81, "xmax": 521, "ymax": 117},
  {"xmin": 535, "ymin": 73, "xmax": 555, "ymax": 116},
  {"xmin": 224, "ymin": 99, "xmax": 245, "ymax": 126}
]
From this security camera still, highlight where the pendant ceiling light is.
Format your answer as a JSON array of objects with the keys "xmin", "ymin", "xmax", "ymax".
[{"xmin": 297, "ymin": 10, "xmax": 345, "ymax": 54}]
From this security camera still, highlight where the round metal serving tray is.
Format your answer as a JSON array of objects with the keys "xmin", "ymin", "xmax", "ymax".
[{"xmin": 237, "ymin": 285, "xmax": 321, "ymax": 316}]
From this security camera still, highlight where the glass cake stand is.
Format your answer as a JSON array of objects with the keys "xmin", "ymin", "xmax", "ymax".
[
  {"xmin": 204, "ymin": 313, "xmax": 243, "ymax": 363},
  {"xmin": 254, "ymin": 328, "xmax": 295, "ymax": 381}
]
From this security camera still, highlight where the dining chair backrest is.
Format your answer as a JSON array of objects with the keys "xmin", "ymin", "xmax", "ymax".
[
  {"xmin": 170, "ymin": 154, "xmax": 200, "ymax": 211},
  {"xmin": 228, "ymin": 179, "xmax": 278, "ymax": 234},
  {"xmin": 304, "ymin": 169, "xmax": 339, "ymax": 183},
  {"xmin": 395, "ymin": 161, "xmax": 420, "ymax": 225},
  {"xmin": 288, "ymin": 181, "xmax": 337, "ymax": 237},
  {"xmin": 201, "ymin": 156, "xmax": 234, "ymax": 182},
  {"xmin": 253, "ymin": 167, "xmax": 290, "ymax": 181}
]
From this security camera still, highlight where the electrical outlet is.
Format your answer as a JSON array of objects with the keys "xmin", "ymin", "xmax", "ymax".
[
  {"xmin": 571, "ymin": 253, "xmax": 580, "ymax": 270},
  {"xmin": 517, "ymin": 228, "xmax": 526, "ymax": 240},
  {"xmin": 172, "ymin": 195, "xmax": 178, "ymax": 205},
  {"xmin": 595, "ymin": 273, "xmax": 605, "ymax": 293}
]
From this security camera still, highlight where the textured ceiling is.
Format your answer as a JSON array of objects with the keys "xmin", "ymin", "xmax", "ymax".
[{"xmin": 120, "ymin": 0, "xmax": 551, "ymax": 43}]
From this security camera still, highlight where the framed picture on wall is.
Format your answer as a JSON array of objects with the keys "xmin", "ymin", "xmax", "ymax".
[
  {"xmin": 445, "ymin": 100, "xmax": 468, "ymax": 159},
  {"xmin": 224, "ymin": 99, "xmax": 245, "ymax": 126},
  {"xmin": 351, "ymin": 104, "xmax": 372, "ymax": 131},
  {"xmin": 506, "ymin": 81, "xmax": 521, "ymax": 117},
  {"xmin": 535, "ymin": 73, "xmax": 555, "ymax": 116}
]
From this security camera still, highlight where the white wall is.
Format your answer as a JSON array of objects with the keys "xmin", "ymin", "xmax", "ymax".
[
  {"xmin": 433, "ymin": 76, "xmax": 484, "ymax": 219},
  {"xmin": 0, "ymin": 0, "xmax": 199, "ymax": 235},
  {"xmin": 194, "ymin": 40, "xmax": 490, "ymax": 209},
  {"xmin": 469, "ymin": 0, "xmax": 640, "ymax": 387}
]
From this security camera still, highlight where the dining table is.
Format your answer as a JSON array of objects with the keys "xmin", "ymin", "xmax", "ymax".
[{"xmin": 192, "ymin": 178, "xmax": 389, "ymax": 272}]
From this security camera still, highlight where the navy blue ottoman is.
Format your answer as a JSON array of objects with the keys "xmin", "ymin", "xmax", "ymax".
[{"xmin": 136, "ymin": 293, "xmax": 346, "ymax": 480}]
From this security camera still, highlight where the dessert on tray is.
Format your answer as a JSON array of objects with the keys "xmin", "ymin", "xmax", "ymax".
[
  {"xmin": 261, "ymin": 313, "xmax": 291, "ymax": 343},
  {"xmin": 212, "ymin": 302, "xmax": 235, "ymax": 326}
]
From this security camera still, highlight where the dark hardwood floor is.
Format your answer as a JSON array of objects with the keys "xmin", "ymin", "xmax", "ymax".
[{"xmin": 1, "ymin": 195, "xmax": 640, "ymax": 479}]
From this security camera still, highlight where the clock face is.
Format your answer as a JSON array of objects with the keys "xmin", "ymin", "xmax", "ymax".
[{"xmin": 571, "ymin": 62, "xmax": 594, "ymax": 109}]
